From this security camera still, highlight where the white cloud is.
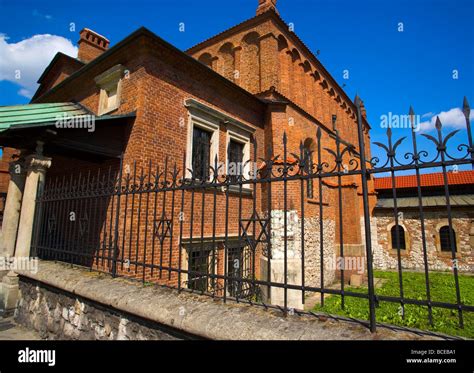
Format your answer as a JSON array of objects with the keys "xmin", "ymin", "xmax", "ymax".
[
  {"xmin": 0, "ymin": 33, "xmax": 77, "ymax": 98},
  {"xmin": 418, "ymin": 107, "xmax": 474, "ymax": 133},
  {"xmin": 32, "ymin": 10, "xmax": 53, "ymax": 20}
]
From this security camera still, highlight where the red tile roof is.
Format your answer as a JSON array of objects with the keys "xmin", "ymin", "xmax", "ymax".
[{"xmin": 374, "ymin": 170, "xmax": 474, "ymax": 190}]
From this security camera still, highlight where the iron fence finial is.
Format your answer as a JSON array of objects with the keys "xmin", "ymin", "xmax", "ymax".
[
  {"xmin": 435, "ymin": 116, "xmax": 442, "ymax": 130},
  {"xmin": 316, "ymin": 126, "xmax": 321, "ymax": 139},
  {"xmin": 354, "ymin": 94, "xmax": 360, "ymax": 107},
  {"xmin": 463, "ymin": 96, "xmax": 470, "ymax": 118},
  {"xmin": 409, "ymin": 106, "xmax": 415, "ymax": 129}
]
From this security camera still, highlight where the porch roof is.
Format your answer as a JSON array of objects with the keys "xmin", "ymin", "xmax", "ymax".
[
  {"xmin": 0, "ymin": 102, "xmax": 136, "ymax": 159},
  {"xmin": 0, "ymin": 102, "xmax": 90, "ymax": 132},
  {"xmin": 0, "ymin": 102, "xmax": 135, "ymax": 133}
]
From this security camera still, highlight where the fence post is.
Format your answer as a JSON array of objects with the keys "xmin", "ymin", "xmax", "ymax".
[
  {"xmin": 462, "ymin": 97, "xmax": 473, "ymax": 169},
  {"xmin": 354, "ymin": 96, "xmax": 377, "ymax": 332},
  {"xmin": 111, "ymin": 154, "xmax": 124, "ymax": 278}
]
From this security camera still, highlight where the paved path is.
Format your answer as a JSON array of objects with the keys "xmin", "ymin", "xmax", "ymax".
[{"xmin": 0, "ymin": 317, "xmax": 41, "ymax": 340}]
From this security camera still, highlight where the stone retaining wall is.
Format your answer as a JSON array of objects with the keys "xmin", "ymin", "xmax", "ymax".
[
  {"xmin": 15, "ymin": 277, "xmax": 191, "ymax": 340},
  {"xmin": 13, "ymin": 260, "xmax": 442, "ymax": 340}
]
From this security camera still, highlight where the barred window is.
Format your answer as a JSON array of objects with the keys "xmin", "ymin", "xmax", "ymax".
[
  {"xmin": 391, "ymin": 225, "xmax": 406, "ymax": 250},
  {"xmin": 192, "ymin": 127, "xmax": 211, "ymax": 180},
  {"xmin": 227, "ymin": 245, "xmax": 244, "ymax": 297},
  {"xmin": 188, "ymin": 248, "xmax": 211, "ymax": 292},
  {"xmin": 228, "ymin": 140, "xmax": 244, "ymax": 182},
  {"xmin": 440, "ymin": 226, "xmax": 457, "ymax": 252}
]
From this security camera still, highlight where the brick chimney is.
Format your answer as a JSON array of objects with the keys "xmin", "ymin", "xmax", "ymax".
[
  {"xmin": 77, "ymin": 28, "xmax": 110, "ymax": 63},
  {"xmin": 256, "ymin": 0, "xmax": 279, "ymax": 15}
]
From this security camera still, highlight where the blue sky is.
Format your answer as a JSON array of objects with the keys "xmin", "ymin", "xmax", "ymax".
[{"xmin": 0, "ymin": 0, "xmax": 473, "ymax": 167}]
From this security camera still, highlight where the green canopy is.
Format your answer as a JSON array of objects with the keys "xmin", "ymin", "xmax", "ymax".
[{"xmin": 0, "ymin": 102, "xmax": 93, "ymax": 132}]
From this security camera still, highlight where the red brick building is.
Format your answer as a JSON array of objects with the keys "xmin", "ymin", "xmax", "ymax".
[{"xmin": 0, "ymin": 0, "xmax": 373, "ymax": 309}]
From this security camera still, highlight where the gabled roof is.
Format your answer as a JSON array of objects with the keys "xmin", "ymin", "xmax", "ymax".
[
  {"xmin": 33, "ymin": 27, "xmax": 266, "ymax": 108},
  {"xmin": 32, "ymin": 53, "xmax": 85, "ymax": 101},
  {"xmin": 374, "ymin": 170, "xmax": 474, "ymax": 190},
  {"xmin": 36, "ymin": 52, "xmax": 84, "ymax": 84},
  {"xmin": 186, "ymin": 10, "xmax": 370, "ymax": 128},
  {"xmin": 257, "ymin": 87, "xmax": 359, "ymax": 151},
  {"xmin": 186, "ymin": 12, "xmax": 267, "ymax": 54}
]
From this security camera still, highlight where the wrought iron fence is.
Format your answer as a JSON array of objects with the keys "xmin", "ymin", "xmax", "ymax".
[{"xmin": 32, "ymin": 97, "xmax": 474, "ymax": 333}]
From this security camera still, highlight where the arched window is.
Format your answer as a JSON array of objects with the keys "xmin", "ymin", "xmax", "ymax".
[
  {"xmin": 198, "ymin": 53, "xmax": 213, "ymax": 69},
  {"xmin": 218, "ymin": 43, "xmax": 235, "ymax": 81},
  {"xmin": 277, "ymin": 35, "xmax": 290, "ymax": 94},
  {"xmin": 440, "ymin": 226, "xmax": 457, "ymax": 252},
  {"xmin": 241, "ymin": 32, "xmax": 260, "ymax": 92},
  {"xmin": 391, "ymin": 225, "xmax": 406, "ymax": 250}
]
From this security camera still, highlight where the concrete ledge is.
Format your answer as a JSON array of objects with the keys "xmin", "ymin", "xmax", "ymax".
[{"xmin": 16, "ymin": 261, "xmax": 440, "ymax": 340}]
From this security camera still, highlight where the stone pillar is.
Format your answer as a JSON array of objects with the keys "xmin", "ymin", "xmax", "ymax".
[
  {"xmin": 0, "ymin": 158, "xmax": 27, "ymax": 259},
  {"xmin": 14, "ymin": 148, "xmax": 52, "ymax": 259},
  {"xmin": 1, "ymin": 144, "xmax": 51, "ymax": 317},
  {"xmin": 0, "ymin": 271, "xmax": 19, "ymax": 317},
  {"xmin": 260, "ymin": 210, "xmax": 303, "ymax": 310}
]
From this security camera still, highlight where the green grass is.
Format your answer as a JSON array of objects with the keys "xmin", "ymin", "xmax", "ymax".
[{"xmin": 314, "ymin": 270, "xmax": 474, "ymax": 338}]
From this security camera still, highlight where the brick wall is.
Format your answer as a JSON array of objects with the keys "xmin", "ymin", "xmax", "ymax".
[
  {"xmin": 0, "ymin": 148, "xmax": 18, "ymax": 194},
  {"xmin": 187, "ymin": 11, "xmax": 371, "ymax": 158},
  {"xmin": 30, "ymin": 21, "xmax": 373, "ymax": 293}
]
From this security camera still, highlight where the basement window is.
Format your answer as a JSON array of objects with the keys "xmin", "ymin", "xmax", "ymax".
[
  {"xmin": 94, "ymin": 64, "xmax": 125, "ymax": 115},
  {"xmin": 188, "ymin": 248, "xmax": 211, "ymax": 292},
  {"xmin": 227, "ymin": 245, "xmax": 244, "ymax": 297}
]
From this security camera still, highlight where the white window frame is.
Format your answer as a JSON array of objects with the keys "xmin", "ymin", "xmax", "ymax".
[
  {"xmin": 185, "ymin": 110, "xmax": 220, "ymax": 181},
  {"xmin": 184, "ymin": 98, "xmax": 256, "ymax": 184},
  {"xmin": 225, "ymin": 241, "xmax": 250, "ymax": 297},
  {"xmin": 226, "ymin": 126, "xmax": 252, "ymax": 190},
  {"xmin": 180, "ymin": 240, "xmax": 221, "ymax": 291}
]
